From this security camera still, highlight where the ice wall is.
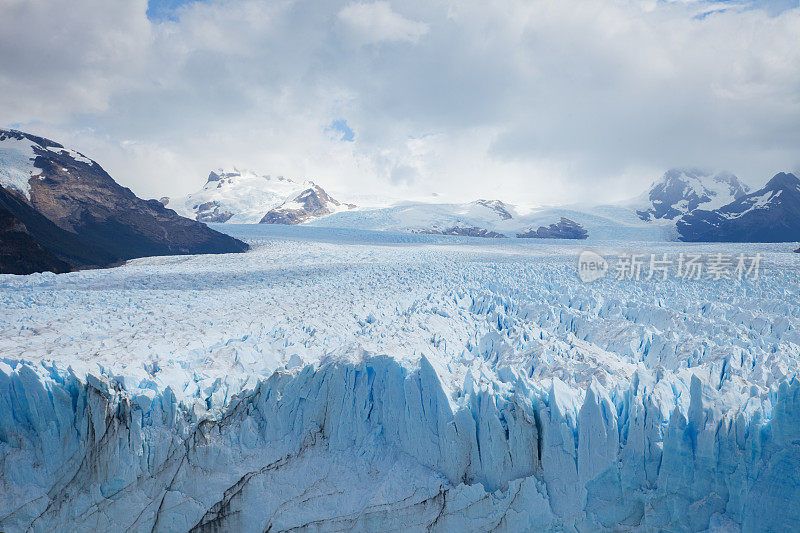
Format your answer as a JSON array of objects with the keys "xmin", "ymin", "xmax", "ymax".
[{"xmin": 2, "ymin": 354, "xmax": 798, "ymax": 532}]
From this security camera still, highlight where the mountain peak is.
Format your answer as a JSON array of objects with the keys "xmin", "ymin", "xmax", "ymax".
[
  {"xmin": 260, "ymin": 182, "xmax": 352, "ymax": 225},
  {"xmin": 765, "ymin": 172, "xmax": 800, "ymax": 192},
  {"xmin": 1, "ymin": 128, "xmax": 98, "ymax": 200},
  {"xmin": 637, "ymin": 168, "xmax": 749, "ymax": 221},
  {"xmin": 678, "ymin": 171, "xmax": 800, "ymax": 242},
  {"xmin": 204, "ymin": 169, "xmax": 295, "ymax": 188},
  {"xmin": 178, "ymin": 169, "xmax": 346, "ymax": 224},
  {"xmin": 472, "ymin": 199, "xmax": 513, "ymax": 220}
]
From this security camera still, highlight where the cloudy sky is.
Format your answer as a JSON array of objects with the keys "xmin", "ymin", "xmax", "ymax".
[{"xmin": 1, "ymin": 0, "xmax": 799, "ymax": 205}]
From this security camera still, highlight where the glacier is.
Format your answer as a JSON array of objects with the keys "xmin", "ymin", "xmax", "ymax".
[{"xmin": 1, "ymin": 225, "xmax": 799, "ymax": 531}]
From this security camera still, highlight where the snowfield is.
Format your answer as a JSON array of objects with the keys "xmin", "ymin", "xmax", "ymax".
[{"xmin": 1, "ymin": 225, "xmax": 800, "ymax": 531}]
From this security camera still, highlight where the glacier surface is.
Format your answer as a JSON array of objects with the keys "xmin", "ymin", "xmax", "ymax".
[{"xmin": 1, "ymin": 225, "xmax": 799, "ymax": 531}]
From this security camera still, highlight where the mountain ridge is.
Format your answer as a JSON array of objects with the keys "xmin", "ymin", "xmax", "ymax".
[
  {"xmin": 678, "ymin": 172, "xmax": 800, "ymax": 242},
  {"xmin": 635, "ymin": 168, "xmax": 749, "ymax": 221}
]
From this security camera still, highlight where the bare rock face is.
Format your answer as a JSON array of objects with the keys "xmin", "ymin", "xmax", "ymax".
[
  {"xmin": 0, "ymin": 129, "xmax": 248, "ymax": 274},
  {"xmin": 416, "ymin": 226, "xmax": 507, "ymax": 238},
  {"xmin": 195, "ymin": 200, "xmax": 234, "ymax": 223},
  {"xmin": 260, "ymin": 184, "xmax": 352, "ymax": 225},
  {"xmin": 0, "ymin": 190, "xmax": 70, "ymax": 274},
  {"xmin": 517, "ymin": 217, "xmax": 589, "ymax": 239}
]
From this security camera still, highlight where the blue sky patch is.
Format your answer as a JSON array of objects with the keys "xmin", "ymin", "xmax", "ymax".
[
  {"xmin": 327, "ymin": 119, "xmax": 355, "ymax": 142},
  {"xmin": 695, "ymin": 0, "xmax": 799, "ymax": 17},
  {"xmin": 147, "ymin": 0, "xmax": 203, "ymax": 21}
]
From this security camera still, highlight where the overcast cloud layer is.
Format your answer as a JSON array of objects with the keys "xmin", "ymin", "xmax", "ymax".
[{"xmin": 1, "ymin": 0, "xmax": 799, "ymax": 205}]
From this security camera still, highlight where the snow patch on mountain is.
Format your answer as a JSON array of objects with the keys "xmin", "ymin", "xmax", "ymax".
[
  {"xmin": 44, "ymin": 145, "xmax": 94, "ymax": 166},
  {"xmin": 726, "ymin": 189, "xmax": 782, "ymax": 219},
  {"xmin": 0, "ymin": 133, "xmax": 45, "ymax": 199},
  {"xmin": 313, "ymin": 202, "xmax": 675, "ymax": 241}
]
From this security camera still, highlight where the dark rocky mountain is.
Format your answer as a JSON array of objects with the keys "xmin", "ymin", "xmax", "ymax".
[
  {"xmin": 637, "ymin": 169, "xmax": 749, "ymax": 221},
  {"xmin": 416, "ymin": 226, "xmax": 507, "ymax": 238},
  {"xmin": 260, "ymin": 183, "xmax": 353, "ymax": 225},
  {"xmin": 0, "ymin": 129, "xmax": 248, "ymax": 274},
  {"xmin": 0, "ymin": 184, "xmax": 116, "ymax": 271},
  {"xmin": 677, "ymin": 172, "xmax": 800, "ymax": 242},
  {"xmin": 517, "ymin": 217, "xmax": 588, "ymax": 239},
  {"xmin": 0, "ymin": 191, "xmax": 71, "ymax": 275}
]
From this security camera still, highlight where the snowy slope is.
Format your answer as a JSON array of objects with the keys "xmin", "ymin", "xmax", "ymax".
[
  {"xmin": 312, "ymin": 201, "xmax": 675, "ymax": 241},
  {"xmin": 308, "ymin": 199, "xmax": 518, "ymax": 233},
  {"xmin": 0, "ymin": 131, "xmax": 99, "ymax": 201},
  {"xmin": 2, "ymin": 226, "xmax": 800, "ymax": 530},
  {"xmin": 0, "ymin": 131, "xmax": 49, "ymax": 199}
]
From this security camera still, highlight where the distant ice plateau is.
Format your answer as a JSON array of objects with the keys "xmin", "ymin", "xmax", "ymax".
[{"xmin": 1, "ymin": 225, "xmax": 800, "ymax": 531}]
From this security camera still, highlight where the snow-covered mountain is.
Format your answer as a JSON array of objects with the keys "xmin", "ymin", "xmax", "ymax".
[
  {"xmin": 260, "ymin": 183, "xmax": 355, "ymax": 225},
  {"xmin": 635, "ymin": 168, "xmax": 750, "ymax": 221},
  {"xmin": 176, "ymin": 168, "xmax": 353, "ymax": 226},
  {"xmin": 0, "ymin": 130, "xmax": 247, "ymax": 274},
  {"xmin": 169, "ymin": 165, "xmax": 800, "ymax": 244},
  {"xmin": 171, "ymin": 167, "xmax": 758, "ymax": 241},
  {"xmin": 176, "ymin": 169, "xmax": 302, "ymax": 223},
  {"xmin": 678, "ymin": 172, "xmax": 800, "ymax": 242}
]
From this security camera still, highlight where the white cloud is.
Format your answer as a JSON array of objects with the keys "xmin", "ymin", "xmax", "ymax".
[
  {"xmin": 1, "ymin": 0, "xmax": 799, "ymax": 205},
  {"xmin": 0, "ymin": 0, "xmax": 150, "ymax": 122},
  {"xmin": 338, "ymin": 1, "xmax": 429, "ymax": 44}
]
